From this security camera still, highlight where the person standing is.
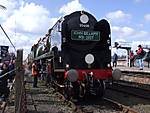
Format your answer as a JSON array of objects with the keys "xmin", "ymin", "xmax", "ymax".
[
  {"xmin": 130, "ymin": 50, "xmax": 134, "ymax": 67},
  {"xmin": 112, "ymin": 44, "xmax": 118, "ymax": 67},
  {"xmin": 112, "ymin": 53, "xmax": 118, "ymax": 67},
  {"xmin": 32, "ymin": 61, "xmax": 39, "ymax": 87},
  {"xmin": 136, "ymin": 45, "xmax": 144, "ymax": 70}
]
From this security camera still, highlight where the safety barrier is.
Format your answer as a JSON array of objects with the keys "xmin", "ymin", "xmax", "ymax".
[
  {"xmin": 0, "ymin": 69, "xmax": 16, "ymax": 79},
  {"xmin": 0, "ymin": 50, "xmax": 27, "ymax": 113}
]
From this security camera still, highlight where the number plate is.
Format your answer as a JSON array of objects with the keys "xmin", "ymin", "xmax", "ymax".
[{"xmin": 71, "ymin": 30, "xmax": 100, "ymax": 41}]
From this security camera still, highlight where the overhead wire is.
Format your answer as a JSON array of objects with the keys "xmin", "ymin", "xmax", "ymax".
[
  {"xmin": 0, "ymin": 4, "xmax": 17, "ymax": 52},
  {"xmin": 0, "ymin": 24, "xmax": 17, "ymax": 52},
  {"xmin": 0, "ymin": 5, "xmax": 6, "ymax": 10}
]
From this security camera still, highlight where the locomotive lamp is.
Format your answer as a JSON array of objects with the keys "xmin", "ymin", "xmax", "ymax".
[
  {"xmin": 107, "ymin": 64, "xmax": 111, "ymax": 68},
  {"xmin": 66, "ymin": 64, "xmax": 70, "ymax": 69},
  {"xmin": 85, "ymin": 54, "xmax": 94, "ymax": 65},
  {"xmin": 85, "ymin": 54, "xmax": 94, "ymax": 68},
  {"xmin": 66, "ymin": 69, "xmax": 79, "ymax": 82},
  {"xmin": 80, "ymin": 13, "xmax": 89, "ymax": 24}
]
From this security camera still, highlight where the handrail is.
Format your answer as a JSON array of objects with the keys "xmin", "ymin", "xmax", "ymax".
[{"xmin": 0, "ymin": 69, "xmax": 16, "ymax": 79}]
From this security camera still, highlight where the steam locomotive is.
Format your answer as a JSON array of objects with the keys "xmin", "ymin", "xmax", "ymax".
[{"xmin": 31, "ymin": 11, "xmax": 121, "ymax": 99}]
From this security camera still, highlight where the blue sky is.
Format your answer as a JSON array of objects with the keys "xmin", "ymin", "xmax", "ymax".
[{"xmin": 0, "ymin": 0, "xmax": 150, "ymax": 59}]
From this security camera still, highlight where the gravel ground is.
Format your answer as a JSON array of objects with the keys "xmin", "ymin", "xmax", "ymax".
[
  {"xmin": 25, "ymin": 71, "xmax": 150, "ymax": 113},
  {"xmin": 26, "ymin": 81, "xmax": 76, "ymax": 113}
]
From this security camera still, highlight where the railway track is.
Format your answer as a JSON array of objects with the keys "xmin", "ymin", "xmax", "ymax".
[
  {"xmin": 53, "ymin": 79, "xmax": 150, "ymax": 113},
  {"xmin": 53, "ymin": 82, "xmax": 140, "ymax": 113},
  {"xmin": 74, "ymin": 97, "xmax": 139, "ymax": 113},
  {"xmin": 105, "ymin": 89, "xmax": 150, "ymax": 113},
  {"xmin": 0, "ymin": 101, "xmax": 7, "ymax": 113},
  {"xmin": 53, "ymin": 87, "xmax": 140, "ymax": 113},
  {"xmin": 30, "ymin": 68, "xmax": 150, "ymax": 113},
  {"xmin": 107, "ymin": 81, "xmax": 150, "ymax": 100},
  {"xmin": 24, "ymin": 69, "xmax": 150, "ymax": 113},
  {"xmin": 117, "ymin": 80, "xmax": 150, "ymax": 90},
  {"xmin": 105, "ymin": 80, "xmax": 150, "ymax": 113},
  {"xmin": 104, "ymin": 98, "xmax": 139, "ymax": 113}
]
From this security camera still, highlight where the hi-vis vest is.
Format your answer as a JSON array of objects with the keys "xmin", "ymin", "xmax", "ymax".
[{"xmin": 32, "ymin": 63, "xmax": 38, "ymax": 76}]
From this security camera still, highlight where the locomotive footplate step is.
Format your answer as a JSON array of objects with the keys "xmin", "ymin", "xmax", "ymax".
[{"xmin": 25, "ymin": 80, "xmax": 75, "ymax": 113}]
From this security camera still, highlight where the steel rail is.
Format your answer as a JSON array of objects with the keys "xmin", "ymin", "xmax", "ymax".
[
  {"xmin": 0, "ymin": 24, "xmax": 17, "ymax": 52},
  {"xmin": 104, "ymin": 98, "xmax": 139, "ymax": 113},
  {"xmin": 116, "ymin": 80, "xmax": 150, "ymax": 92},
  {"xmin": 107, "ymin": 82, "xmax": 150, "ymax": 100},
  {"xmin": 53, "ymin": 82, "xmax": 140, "ymax": 113}
]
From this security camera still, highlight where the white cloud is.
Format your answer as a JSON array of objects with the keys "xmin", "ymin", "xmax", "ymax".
[
  {"xmin": 0, "ymin": 1, "xmax": 55, "ymax": 60},
  {"xmin": 111, "ymin": 25, "xmax": 149, "ymax": 56},
  {"xmin": 112, "ymin": 26, "xmax": 148, "ymax": 39},
  {"xmin": 106, "ymin": 10, "xmax": 131, "ymax": 23},
  {"xmin": 136, "ymin": 23, "xmax": 144, "ymax": 28},
  {"xmin": 1, "ymin": 0, "xmax": 149, "ymax": 60},
  {"xmin": 3, "ymin": 2, "xmax": 51, "ymax": 34},
  {"xmin": 0, "ymin": 28, "xmax": 34, "ymax": 52},
  {"xmin": 59, "ymin": 0, "xmax": 86, "ymax": 15},
  {"xmin": 0, "ymin": 0, "xmax": 19, "ymax": 20},
  {"xmin": 144, "ymin": 14, "xmax": 150, "ymax": 21},
  {"xmin": 112, "ymin": 26, "xmax": 134, "ymax": 38}
]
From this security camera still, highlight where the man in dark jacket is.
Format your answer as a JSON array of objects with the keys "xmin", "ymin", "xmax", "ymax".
[{"xmin": 112, "ymin": 53, "xmax": 118, "ymax": 67}]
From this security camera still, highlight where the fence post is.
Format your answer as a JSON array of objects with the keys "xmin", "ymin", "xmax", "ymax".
[{"xmin": 15, "ymin": 49, "xmax": 23, "ymax": 113}]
